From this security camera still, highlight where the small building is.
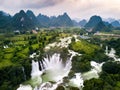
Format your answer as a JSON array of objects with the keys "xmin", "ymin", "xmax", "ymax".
[
  {"xmin": 80, "ymin": 35, "xmax": 90, "ymax": 39},
  {"xmin": 14, "ymin": 30, "xmax": 20, "ymax": 34},
  {"xmin": 35, "ymin": 27, "xmax": 39, "ymax": 31},
  {"xmin": 32, "ymin": 30, "xmax": 38, "ymax": 34}
]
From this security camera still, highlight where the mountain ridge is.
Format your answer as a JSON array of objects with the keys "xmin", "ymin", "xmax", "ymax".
[
  {"xmin": 0, "ymin": 10, "xmax": 74, "ymax": 31},
  {"xmin": 0, "ymin": 10, "xmax": 119, "ymax": 32}
]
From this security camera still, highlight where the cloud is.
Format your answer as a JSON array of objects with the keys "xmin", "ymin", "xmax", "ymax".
[
  {"xmin": 0, "ymin": 0, "xmax": 64, "ymax": 9},
  {"xmin": 1, "ymin": 0, "xmax": 120, "ymax": 19},
  {"xmin": 23, "ymin": 0, "xmax": 64, "ymax": 8}
]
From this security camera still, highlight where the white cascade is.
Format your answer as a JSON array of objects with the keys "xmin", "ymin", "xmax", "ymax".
[
  {"xmin": 31, "ymin": 60, "xmax": 43, "ymax": 78},
  {"xmin": 105, "ymin": 46, "xmax": 118, "ymax": 61},
  {"xmin": 17, "ymin": 61, "xmax": 42, "ymax": 90},
  {"xmin": 69, "ymin": 73, "xmax": 84, "ymax": 89},
  {"xmin": 22, "ymin": 67, "xmax": 26, "ymax": 80},
  {"xmin": 105, "ymin": 46, "xmax": 109, "ymax": 55},
  {"xmin": 17, "ymin": 36, "xmax": 83, "ymax": 90},
  {"xmin": 17, "ymin": 85, "xmax": 32, "ymax": 90},
  {"xmin": 82, "ymin": 61, "xmax": 104, "ymax": 80}
]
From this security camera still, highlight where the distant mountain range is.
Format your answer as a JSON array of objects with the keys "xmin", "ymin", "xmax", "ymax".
[
  {"xmin": 78, "ymin": 19, "xmax": 87, "ymax": 27},
  {"xmin": 0, "ymin": 10, "xmax": 74, "ymax": 32},
  {"xmin": 84, "ymin": 15, "xmax": 114, "ymax": 32},
  {"xmin": 85, "ymin": 15, "xmax": 102, "ymax": 29},
  {"xmin": 0, "ymin": 10, "xmax": 120, "ymax": 32},
  {"xmin": 0, "ymin": 11, "xmax": 11, "ymax": 29},
  {"xmin": 103, "ymin": 18, "xmax": 116, "ymax": 23},
  {"xmin": 12, "ymin": 10, "xmax": 35, "ymax": 30},
  {"xmin": 111, "ymin": 21, "xmax": 120, "ymax": 27}
]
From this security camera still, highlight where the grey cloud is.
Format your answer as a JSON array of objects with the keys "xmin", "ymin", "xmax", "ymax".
[
  {"xmin": 0, "ymin": 1, "xmax": 5, "ymax": 5},
  {"xmin": 0, "ymin": 0, "xmax": 64, "ymax": 9},
  {"xmin": 1, "ymin": 0, "xmax": 120, "ymax": 19},
  {"xmin": 22, "ymin": 0, "xmax": 64, "ymax": 9}
]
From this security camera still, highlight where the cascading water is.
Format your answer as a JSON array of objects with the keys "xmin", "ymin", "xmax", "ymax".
[
  {"xmin": 105, "ymin": 46, "xmax": 120, "ymax": 61},
  {"xmin": 31, "ymin": 60, "xmax": 43, "ymax": 78},
  {"xmin": 17, "ymin": 61, "xmax": 43, "ymax": 90},
  {"xmin": 17, "ymin": 85, "xmax": 32, "ymax": 90},
  {"xmin": 105, "ymin": 46, "xmax": 109, "ymax": 55},
  {"xmin": 87, "ymin": 46, "xmax": 120, "ymax": 79},
  {"xmin": 17, "ymin": 36, "xmax": 85, "ymax": 90},
  {"xmin": 82, "ymin": 61, "xmax": 104, "ymax": 80},
  {"xmin": 22, "ymin": 67, "xmax": 26, "ymax": 80},
  {"xmin": 69, "ymin": 73, "xmax": 84, "ymax": 89},
  {"xmin": 108, "ymin": 48, "xmax": 116, "ymax": 59},
  {"xmin": 17, "ymin": 50, "xmax": 80, "ymax": 90},
  {"xmin": 91, "ymin": 61, "xmax": 103, "ymax": 73},
  {"xmin": 30, "ymin": 61, "xmax": 43, "ymax": 87},
  {"xmin": 42, "ymin": 53, "xmax": 72, "ymax": 82}
]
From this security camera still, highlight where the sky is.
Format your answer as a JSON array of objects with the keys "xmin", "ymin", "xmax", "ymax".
[{"xmin": 0, "ymin": 0, "xmax": 120, "ymax": 20}]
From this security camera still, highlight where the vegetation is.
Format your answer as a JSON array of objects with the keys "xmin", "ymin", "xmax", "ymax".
[
  {"xmin": 71, "ymin": 55, "xmax": 91, "ymax": 73},
  {"xmin": 69, "ymin": 37, "xmax": 110, "ymax": 76},
  {"xmin": 102, "ymin": 62, "xmax": 120, "ymax": 74},
  {"xmin": 0, "ymin": 26, "xmax": 120, "ymax": 90},
  {"xmin": 83, "ymin": 62, "xmax": 120, "ymax": 90},
  {"xmin": 0, "ymin": 29, "xmax": 64, "ymax": 90},
  {"xmin": 0, "ymin": 28, "xmax": 86, "ymax": 90},
  {"xmin": 0, "ymin": 10, "xmax": 74, "ymax": 32},
  {"xmin": 69, "ymin": 40, "xmax": 100, "ymax": 55},
  {"xmin": 105, "ymin": 38, "xmax": 120, "ymax": 57},
  {"xmin": 81, "ymin": 36, "xmax": 120, "ymax": 90}
]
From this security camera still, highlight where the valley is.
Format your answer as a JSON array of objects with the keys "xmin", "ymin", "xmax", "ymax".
[
  {"xmin": 1, "ymin": 0, "xmax": 120, "ymax": 90},
  {"xmin": 0, "ymin": 27, "xmax": 120, "ymax": 90}
]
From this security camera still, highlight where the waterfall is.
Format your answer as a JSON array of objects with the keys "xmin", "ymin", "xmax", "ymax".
[
  {"xmin": 17, "ymin": 36, "xmax": 83, "ymax": 90},
  {"xmin": 69, "ymin": 73, "xmax": 84, "ymax": 89},
  {"xmin": 105, "ymin": 46, "xmax": 120, "ymax": 61},
  {"xmin": 22, "ymin": 67, "xmax": 26, "ymax": 80},
  {"xmin": 82, "ymin": 61, "xmax": 104, "ymax": 80},
  {"xmin": 17, "ymin": 85, "xmax": 32, "ymax": 90},
  {"xmin": 91, "ymin": 61, "xmax": 104, "ymax": 73},
  {"xmin": 105, "ymin": 46, "xmax": 116, "ymax": 58},
  {"xmin": 41, "ymin": 53, "xmax": 73, "ymax": 82},
  {"xmin": 31, "ymin": 60, "xmax": 43, "ymax": 78},
  {"xmin": 17, "ymin": 36, "xmax": 120, "ymax": 90},
  {"xmin": 105, "ymin": 46, "xmax": 118, "ymax": 61},
  {"xmin": 39, "ymin": 61, "xmax": 44, "ymax": 71},
  {"xmin": 108, "ymin": 48, "xmax": 116, "ymax": 59},
  {"xmin": 17, "ymin": 52, "xmax": 78, "ymax": 90},
  {"xmin": 37, "ymin": 51, "xmax": 81, "ymax": 90},
  {"xmin": 17, "ymin": 61, "xmax": 43, "ymax": 90},
  {"xmin": 105, "ymin": 46, "xmax": 108, "ymax": 55}
]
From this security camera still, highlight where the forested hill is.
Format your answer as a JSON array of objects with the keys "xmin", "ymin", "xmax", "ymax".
[
  {"xmin": 0, "ymin": 10, "xmax": 119, "ymax": 33},
  {"xmin": 84, "ymin": 15, "xmax": 113, "ymax": 32},
  {"xmin": 0, "ymin": 10, "xmax": 74, "ymax": 31}
]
